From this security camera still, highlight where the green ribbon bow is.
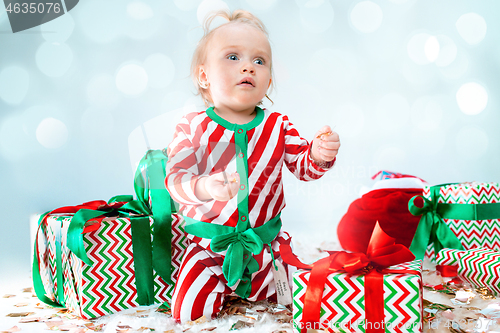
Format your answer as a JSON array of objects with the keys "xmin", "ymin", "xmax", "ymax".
[
  {"xmin": 409, "ymin": 184, "xmax": 500, "ymax": 259},
  {"xmin": 184, "ymin": 214, "xmax": 282, "ymax": 298}
]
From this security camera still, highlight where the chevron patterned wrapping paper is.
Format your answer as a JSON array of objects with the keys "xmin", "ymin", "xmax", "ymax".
[
  {"xmin": 292, "ymin": 260, "xmax": 423, "ymax": 333},
  {"xmin": 424, "ymin": 182, "xmax": 500, "ymax": 260},
  {"xmin": 437, "ymin": 248, "xmax": 500, "ymax": 296},
  {"xmin": 36, "ymin": 214, "xmax": 188, "ymax": 319},
  {"xmin": 435, "ymin": 248, "xmax": 463, "ymax": 266}
]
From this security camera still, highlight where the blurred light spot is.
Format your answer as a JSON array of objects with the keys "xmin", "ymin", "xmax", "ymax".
[
  {"xmin": 350, "ymin": 1, "xmax": 383, "ymax": 34},
  {"xmin": 0, "ymin": 66, "xmax": 29, "ymax": 105},
  {"xmin": 144, "ymin": 53, "xmax": 175, "ymax": 89},
  {"xmin": 245, "ymin": 0, "xmax": 278, "ymax": 10},
  {"xmin": 407, "ymin": 32, "xmax": 432, "ymax": 65},
  {"xmin": 456, "ymin": 13, "xmax": 487, "ymax": 45},
  {"xmin": 36, "ymin": 118, "xmax": 68, "ymax": 149},
  {"xmin": 197, "ymin": 0, "xmax": 230, "ymax": 24},
  {"xmin": 124, "ymin": 2, "xmax": 161, "ymax": 39},
  {"xmin": 410, "ymin": 96, "xmax": 443, "ymax": 131},
  {"xmin": 116, "ymin": 63, "xmax": 148, "ymax": 96},
  {"xmin": 308, "ymin": 48, "xmax": 361, "ymax": 90},
  {"xmin": 127, "ymin": 2, "xmax": 154, "ymax": 20},
  {"xmin": 456, "ymin": 82, "xmax": 488, "ymax": 115},
  {"xmin": 411, "ymin": 128, "xmax": 446, "ymax": 155},
  {"xmin": 175, "ymin": 0, "xmax": 202, "ymax": 11},
  {"xmin": 41, "ymin": 13, "xmax": 75, "ymax": 43},
  {"xmin": 35, "ymin": 42, "xmax": 73, "ymax": 77},
  {"xmin": 333, "ymin": 104, "xmax": 365, "ymax": 138},
  {"xmin": 401, "ymin": 59, "xmax": 436, "ymax": 86},
  {"xmin": 376, "ymin": 93, "xmax": 410, "ymax": 131},
  {"xmin": 87, "ymin": 74, "xmax": 121, "ymax": 109},
  {"xmin": 374, "ymin": 146, "xmax": 407, "ymax": 171},
  {"xmin": 81, "ymin": 107, "xmax": 114, "ymax": 137},
  {"xmin": 435, "ymin": 35, "xmax": 457, "ymax": 67},
  {"xmin": 0, "ymin": 115, "xmax": 30, "ymax": 160},
  {"xmin": 439, "ymin": 51, "xmax": 468, "ymax": 79},
  {"xmin": 299, "ymin": 0, "xmax": 334, "ymax": 34},
  {"xmin": 78, "ymin": 0, "xmax": 125, "ymax": 44},
  {"xmin": 387, "ymin": 0, "xmax": 410, "ymax": 3},
  {"xmin": 424, "ymin": 36, "xmax": 439, "ymax": 62},
  {"xmin": 456, "ymin": 126, "xmax": 488, "ymax": 159}
]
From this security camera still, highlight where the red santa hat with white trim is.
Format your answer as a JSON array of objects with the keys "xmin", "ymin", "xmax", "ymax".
[{"xmin": 337, "ymin": 171, "xmax": 427, "ymax": 254}]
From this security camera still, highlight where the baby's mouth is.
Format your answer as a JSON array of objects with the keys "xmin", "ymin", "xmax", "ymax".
[{"xmin": 238, "ymin": 78, "xmax": 255, "ymax": 87}]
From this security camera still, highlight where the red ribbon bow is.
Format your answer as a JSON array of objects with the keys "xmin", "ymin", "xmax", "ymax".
[{"xmin": 280, "ymin": 222, "xmax": 418, "ymax": 333}]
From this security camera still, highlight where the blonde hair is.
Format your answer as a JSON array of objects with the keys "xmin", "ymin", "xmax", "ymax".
[{"xmin": 191, "ymin": 9, "xmax": 275, "ymax": 107}]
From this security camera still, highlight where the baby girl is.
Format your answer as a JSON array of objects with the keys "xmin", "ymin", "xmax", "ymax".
[{"xmin": 165, "ymin": 9, "xmax": 340, "ymax": 322}]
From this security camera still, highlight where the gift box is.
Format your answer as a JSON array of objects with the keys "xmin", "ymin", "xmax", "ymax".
[
  {"xmin": 33, "ymin": 150, "xmax": 188, "ymax": 319},
  {"xmin": 436, "ymin": 248, "xmax": 500, "ymax": 296},
  {"xmin": 285, "ymin": 223, "xmax": 423, "ymax": 333},
  {"xmin": 292, "ymin": 260, "xmax": 423, "ymax": 333},
  {"xmin": 35, "ymin": 212, "xmax": 187, "ymax": 319},
  {"xmin": 408, "ymin": 182, "xmax": 500, "ymax": 260}
]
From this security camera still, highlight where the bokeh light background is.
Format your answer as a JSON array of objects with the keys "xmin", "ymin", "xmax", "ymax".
[{"xmin": 1, "ymin": 0, "xmax": 499, "ymax": 286}]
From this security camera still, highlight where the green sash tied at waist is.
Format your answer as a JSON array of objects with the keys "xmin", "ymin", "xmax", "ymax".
[
  {"xmin": 184, "ymin": 213, "xmax": 282, "ymax": 298},
  {"xmin": 409, "ymin": 184, "xmax": 500, "ymax": 259}
]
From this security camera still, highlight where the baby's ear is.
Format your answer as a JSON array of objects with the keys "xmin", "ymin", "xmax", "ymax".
[{"xmin": 198, "ymin": 66, "xmax": 209, "ymax": 87}]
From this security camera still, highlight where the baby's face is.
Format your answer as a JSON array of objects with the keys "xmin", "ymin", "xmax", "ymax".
[{"xmin": 200, "ymin": 23, "xmax": 272, "ymax": 114}]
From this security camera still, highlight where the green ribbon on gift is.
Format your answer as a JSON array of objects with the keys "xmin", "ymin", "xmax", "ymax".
[
  {"xmin": 184, "ymin": 213, "xmax": 282, "ymax": 299},
  {"xmin": 132, "ymin": 149, "xmax": 176, "ymax": 284},
  {"xmin": 409, "ymin": 184, "xmax": 500, "ymax": 259}
]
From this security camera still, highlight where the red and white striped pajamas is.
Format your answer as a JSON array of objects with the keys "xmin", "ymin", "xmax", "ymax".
[{"xmin": 165, "ymin": 107, "xmax": 333, "ymax": 322}]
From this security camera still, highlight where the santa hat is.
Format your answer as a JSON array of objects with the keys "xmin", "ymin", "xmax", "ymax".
[{"xmin": 337, "ymin": 171, "xmax": 427, "ymax": 254}]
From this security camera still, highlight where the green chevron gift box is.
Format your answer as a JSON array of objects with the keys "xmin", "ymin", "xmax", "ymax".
[
  {"xmin": 292, "ymin": 259, "xmax": 423, "ymax": 333},
  {"xmin": 32, "ymin": 150, "xmax": 187, "ymax": 319},
  {"xmin": 408, "ymin": 182, "xmax": 500, "ymax": 261},
  {"xmin": 436, "ymin": 248, "xmax": 500, "ymax": 296},
  {"xmin": 34, "ymin": 210, "xmax": 187, "ymax": 319}
]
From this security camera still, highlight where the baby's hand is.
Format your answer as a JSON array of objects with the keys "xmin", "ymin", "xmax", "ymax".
[
  {"xmin": 311, "ymin": 125, "xmax": 340, "ymax": 164},
  {"xmin": 204, "ymin": 171, "xmax": 240, "ymax": 201}
]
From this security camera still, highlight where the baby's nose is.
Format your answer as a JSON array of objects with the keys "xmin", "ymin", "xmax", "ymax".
[{"xmin": 241, "ymin": 64, "xmax": 255, "ymax": 74}]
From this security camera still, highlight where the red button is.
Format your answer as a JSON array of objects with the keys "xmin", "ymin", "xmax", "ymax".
[
  {"xmin": 241, "ymin": 216, "xmax": 247, "ymax": 222},
  {"xmin": 237, "ymin": 129, "xmax": 244, "ymax": 134},
  {"xmin": 240, "ymin": 184, "xmax": 245, "ymax": 190},
  {"xmin": 243, "ymin": 254, "xmax": 249, "ymax": 259},
  {"xmin": 239, "ymin": 152, "xmax": 244, "ymax": 158}
]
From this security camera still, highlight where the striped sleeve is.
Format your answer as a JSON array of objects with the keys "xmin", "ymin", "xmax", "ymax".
[
  {"xmin": 282, "ymin": 115, "xmax": 334, "ymax": 181},
  {"xmin": 165, "ymin": 117, "xmax": 207, "ymax": 206}
]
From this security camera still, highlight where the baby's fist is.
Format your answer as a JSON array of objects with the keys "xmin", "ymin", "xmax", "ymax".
[{"xmin": 311, "ymin": 125, "xmax": 340, "ymax": 164}]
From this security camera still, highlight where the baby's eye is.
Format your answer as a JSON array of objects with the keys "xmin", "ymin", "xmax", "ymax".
[
  {"xmin": 227, "ymin": 54, "xmax": 239, "ymax": 61},
  {"xmin": 254, "ymin": 58, "xmax": 264, "ymax": 65}
]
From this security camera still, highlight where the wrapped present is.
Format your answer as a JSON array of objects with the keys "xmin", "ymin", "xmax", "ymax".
[
  {"xmin": 284, "ymin": 223, "xmax": 423, "ymax": 333},
  {"xmin": 436, "ymin": 248, "xmax": 500, "ymax": 296},
  {"xmin": 408, "ymin": 182, "xmax": 500, "ymax": 260},
  {"xmin": 32, "ymin": 150, "xmax": 188, "ymax": 319}
]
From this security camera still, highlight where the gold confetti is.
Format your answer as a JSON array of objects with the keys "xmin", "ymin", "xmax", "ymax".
[
  {"xmin": 14, "ymin": 303, "xmax": 29, "ymax": 307},
  {"xmin": 6, "ymin": 312, "xmax": 35, "ymax": 317},
  {"xmin": 22, "ymin": 287, "xmax": 32, "ymax": 293},
  {"xmin": 45, "ymin": 320, "xmax": 64, "ymax": 329},
  {"xmin": 2, "ymin": 294, "xmax": 16, "ymax": 298},
  {"xmin": 1, "ymin": 326, "xmax": 21, "ymax": 333}
]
